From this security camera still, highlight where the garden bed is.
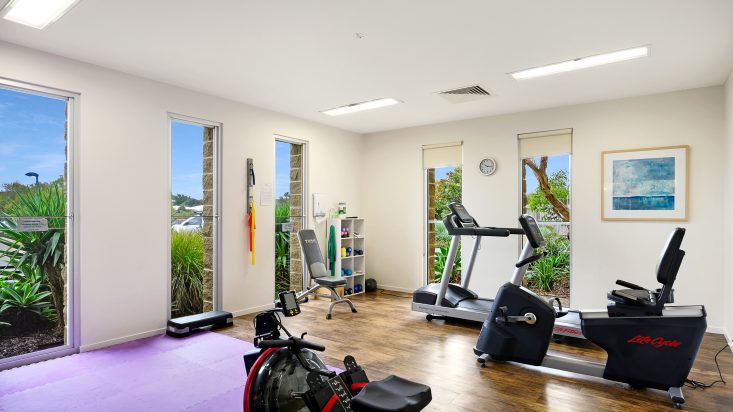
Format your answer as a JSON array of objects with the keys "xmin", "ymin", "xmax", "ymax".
[
  {"xmin": 0, "ymin": 327, "xmax": 64, "ymax": 359},
  {"xmin": 527, "ymin": 275, "xmax": 570, "ymax": 308},
  {"xmin": 0, "ymin": 309, "xmax": 64, "ymax": 359}
]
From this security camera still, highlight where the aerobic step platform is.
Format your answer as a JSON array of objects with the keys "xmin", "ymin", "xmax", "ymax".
[{"xmin": 166, "ymin": 310, "xmax": 234, "ymax": 338}]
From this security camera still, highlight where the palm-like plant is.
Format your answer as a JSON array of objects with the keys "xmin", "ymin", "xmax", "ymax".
[
  {"xmin": 433, "ymin": 244, "xmax": 461, "ymax": 284},
  {"xmin": 0, "ymin": 278, "xmax": 55, "ymax": 321},
  {"xmin": 0, "ymin": 183, "xmax": 66, "ymax": 329}
]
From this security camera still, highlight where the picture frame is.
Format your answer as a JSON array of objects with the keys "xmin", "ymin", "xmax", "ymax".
[{"xmin": 601, "ymin": 145, "xmax": 689, "ymax": 221}]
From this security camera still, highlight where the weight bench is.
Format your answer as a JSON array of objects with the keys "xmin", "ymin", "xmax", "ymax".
[{"xmin": 297, "ymin": 229, "xmax": 357, "ymax": 319}]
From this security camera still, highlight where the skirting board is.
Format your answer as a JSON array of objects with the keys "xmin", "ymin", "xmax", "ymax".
[
  {"xmin": 378, "ymin": 284, "xmax": 416, "ymax": 294},
  {"xmin": 79, "ymin": 304, "xmax": 273, "ymax": 352},
  {"xmin": 231, "ymin": 303, "xmax": 276, "ymax": 318},
  {"xmin": 80, "ymin": 327, "xmax": 166, "ymax": 352},
  {"xmin": 707, "ymin": 326, "xmax": 726, "ymax": 334},
  {"xmin": 726, "ymin": 330, "xmax": 733, "ymax": 354}
]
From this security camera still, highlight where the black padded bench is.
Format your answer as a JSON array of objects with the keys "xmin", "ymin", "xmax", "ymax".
[{"xmin": 166, "ymin": 310, "xmax": 233, "ymax": 338}]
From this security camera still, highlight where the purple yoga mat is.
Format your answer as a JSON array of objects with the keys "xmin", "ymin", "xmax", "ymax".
[{"xmin": 0, "ymin": 332, "xmax": 252, "ymax": 412}]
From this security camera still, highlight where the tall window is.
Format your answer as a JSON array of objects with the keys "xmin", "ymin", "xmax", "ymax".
[
  {"xmin": 519, "ymin": 129, "xmax": 572, "ymax": 305},
  {"xmin": 275, "ymin": 138, "xmax": 306, "ymax": 297},
  {"xmin": 0, "ymin": 82, "xmax": 76, "ymax": 366},
  {"xmin": 423, "ymin": 142, "xmax": 462, "ymax": 284},
  {"xmin": 169, "ymin": 117, "xmax": 220, "ymax": 318}
]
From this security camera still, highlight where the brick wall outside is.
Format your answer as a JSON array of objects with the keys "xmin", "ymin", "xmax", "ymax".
[
  {"xmin": 202, "ymin": 127, "xmax": 214, "ymax": 312},
  {"xmin": 426, "ymin": 169, "xmax": 436, "ymax": 283},
  {"xmin": 288, "ymin": 144, "xmax": 304, "ymax": 292}
]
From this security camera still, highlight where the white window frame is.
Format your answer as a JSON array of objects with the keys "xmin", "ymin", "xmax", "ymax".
[
  {"xmin": 516, "ymin": 129, "xmax": 574, "ymax": 304},
  {"xmin": 0, "ymin": 77, "xmax": 81, "ymax": 370},
  {"xmin": 167, "ymin": 113, "xmax": 223, "ymax": 317},
  {"xmin": 273, "ymin": 134, "xmax": 309, "ymax": 291},
  {"xmin": 421, "ymin": 142, "xmax": 463, "ymax": 286}
]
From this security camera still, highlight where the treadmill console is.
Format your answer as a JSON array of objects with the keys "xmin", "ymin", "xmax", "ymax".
[
  {"xmin": 519, "ymin": 214, "xmax": 545, "ymax": 248},
  {"xmin": 279, "ymin": 291, "xmax": 301, "ymax": 317},
  {"xmin": 449, "ymin": 203, "xmax": 474, "ymax": 224}
]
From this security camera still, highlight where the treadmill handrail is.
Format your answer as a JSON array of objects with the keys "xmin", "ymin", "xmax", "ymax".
[
  {"xmin": 475, "ymin": 227, "xmax": 511, "ymax": 237},
  {"xmin": 443, "ymin": 215, "xmax": 520, "ymax": 237}
]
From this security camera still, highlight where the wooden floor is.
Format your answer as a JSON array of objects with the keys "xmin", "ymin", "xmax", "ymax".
[{"xmin": 219, "ymin": 291, "xmax": 732, "ymax": 411}]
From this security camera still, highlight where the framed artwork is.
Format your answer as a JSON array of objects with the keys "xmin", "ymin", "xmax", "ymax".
[{"xmin": 601, "ymin": 145, "xmax": 689, "ymax": 221}]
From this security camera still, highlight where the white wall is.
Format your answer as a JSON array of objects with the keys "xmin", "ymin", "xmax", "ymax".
[
  {"xmin": 724, "ymin": 71, "xmax": 733, "ymax": 342},
  {"xmin": 364, "ymin": 87, "xmax": 726, "ymax": 330},
  {"xmin": 0, "ymin": 41, "xmax": 363, "ymax": 350}
]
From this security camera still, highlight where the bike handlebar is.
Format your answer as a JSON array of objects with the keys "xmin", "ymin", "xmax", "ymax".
[
  {"xmin": 616, "ymin": 279, "xmax": 647, "ymax": 291},
  {"xmin": 257, "ymin": 337, "xmax": 326, "ymax": 352},
  {"xmin": 515, "ymin": 251, "xmax": 547, "ymax": 268}
]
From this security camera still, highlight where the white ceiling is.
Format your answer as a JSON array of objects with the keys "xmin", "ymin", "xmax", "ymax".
[{"xmin": 1, "ymin": 0, "xmax": 732, "ymax": 134}]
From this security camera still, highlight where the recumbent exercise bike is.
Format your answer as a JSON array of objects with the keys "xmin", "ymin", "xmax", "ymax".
[
  {"xmin": 474, "ymin": 214, "xmax": 706, "ymax": 408},
  {"xmin": 243, "ymin": 291, "xmax": 432, "ymax": 412}
]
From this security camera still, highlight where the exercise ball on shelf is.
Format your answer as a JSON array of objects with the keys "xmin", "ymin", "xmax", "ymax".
[{"xmin": 365, "ymin": 278, "xmax": 377, "ymax": 292}]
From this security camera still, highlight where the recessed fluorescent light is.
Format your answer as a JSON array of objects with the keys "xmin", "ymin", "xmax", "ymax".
[
  {"xmin": 510, "ymin": 46, "xmax": 650, "ymax": 80},
  {"xmin": 2, "ymin": 0, "xmax": 82, "ymax": 30},
  {"xmin": 321, "ymin": 98, "xmax": 401, "ymax": 116}
]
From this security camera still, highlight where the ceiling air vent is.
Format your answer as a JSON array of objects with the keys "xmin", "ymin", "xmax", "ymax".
[{"xmin": 437, "ymin": 85, "xmax": 491, "ymax": 103}]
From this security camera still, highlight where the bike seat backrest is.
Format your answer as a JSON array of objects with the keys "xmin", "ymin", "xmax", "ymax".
[
  {"xmin": 650, "ymin": 228, "xmax": 686, "ymax": 306},
  {"xmin": 656, "ymin": 228, "xmax": 685, "ymax": 286},
  {"xmin": 298, "ymin": 229, "xmax": 328, "ymax": 279}
]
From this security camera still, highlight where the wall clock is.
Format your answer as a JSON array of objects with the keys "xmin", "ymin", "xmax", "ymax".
[{"xmin": 479, "ymin": 158, "xmax": 497, "ymax": 176}]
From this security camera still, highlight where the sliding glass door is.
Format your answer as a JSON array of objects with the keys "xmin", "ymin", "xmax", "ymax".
[{"xmin": 0, "ymin": 80, "xmax": 77, "ymax": 369}]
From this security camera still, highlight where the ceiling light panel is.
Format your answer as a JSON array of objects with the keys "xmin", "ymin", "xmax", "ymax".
[
  {"xmin": 2, "ymin": 0, "xmax": 81, "ymax": 29},
  {"xmin": 510, "ymin": 46, "xmax": 650, "ymax": 80},
  {"xmin": 321, "ymin": 98, "xmax": 401, "ymax": 116}
]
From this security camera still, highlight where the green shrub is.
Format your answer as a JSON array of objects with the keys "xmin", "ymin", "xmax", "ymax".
[
  {"xmin": 434, "ymin": 244, "xmax": 461, "ymax": 284},
  {"xmin": 275, "ymin": 199, "xmax": 291, "ymax": 295},
  {"xmin": 275, "ymin": 231, "xmax": 290, "ymax": 294},
  {"xmin": 0, "ymin": 277, "xmax": 55, "ymax": 322},
  {"xmin": 526, "ymin": 226, "xmax": 570, "ymax": 293},
  {"xmin": 434, "ymin": 223, "xmax": 451, "ymax": 249},
  {"xmin": 171, "ymin": 230, "xmax": 204, "ymax": 317},
  {"xmin": 0, "ymin": 182, "xmax": 66, "ymax": 328}
]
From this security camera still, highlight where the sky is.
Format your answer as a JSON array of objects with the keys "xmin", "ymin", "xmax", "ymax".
[
  {"xmin": 171, "ymin": 121, "xmax": 204, "ymax": 199},
  {"xmin": 435, "ymin": 166, "xmax": 452, "ymax": 180},
  {"xmin": 275, "ymin": 140, "xmax": 290, "ymax": 198},
  {"xmin": 0, "ymin": 87, "xmax": 67, "ymax": 187},
  {"xmin": 524, "ymin": 154, "xmax": 569, "ymax": 193}
]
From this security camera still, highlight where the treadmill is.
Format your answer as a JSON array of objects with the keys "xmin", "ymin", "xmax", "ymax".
[
  {"xmin": 412, "ymin": 203, "xmax": 521, "ymax": 322},
  {"xmin": 411, "ymin": 203, "xmax": 586, "ymax": 341}
]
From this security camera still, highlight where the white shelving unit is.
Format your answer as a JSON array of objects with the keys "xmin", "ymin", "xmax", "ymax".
[{"xmin": 328, "ymin": 217, "xmax": 366, "ymax": 296}]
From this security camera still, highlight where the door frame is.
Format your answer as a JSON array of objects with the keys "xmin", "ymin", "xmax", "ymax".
[
  {"xmin": 166, "ymin": 113, "xmax": 223, "ymax": 318},
  {"xmin": 0, "ymin": 77, "xmax": 81, "ymax": 370},
  {"xmin": 273, "ymin": 134, "xmax": 309, "ymax": 291}
]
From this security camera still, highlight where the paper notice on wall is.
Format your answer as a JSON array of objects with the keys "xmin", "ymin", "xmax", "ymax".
[
  {"xmin": 281, "ymin": 222, "xmax": 293, "ymax": 232},
  {"xmin": 260, "ymin": 184, "xmax": 274, "ymax": 206},
  {"xmin": 17, "ymin": 217, "xmax": 49, "ymax": 232}
]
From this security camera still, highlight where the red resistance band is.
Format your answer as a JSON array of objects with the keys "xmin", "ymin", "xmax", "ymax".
[
  {"xmin": 322, "ymin": 382, "xmax": 369, "ymax": 412},
  {"xmin": 350, "ymin": 382, "xmax": 369, "ymax": 391}
]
